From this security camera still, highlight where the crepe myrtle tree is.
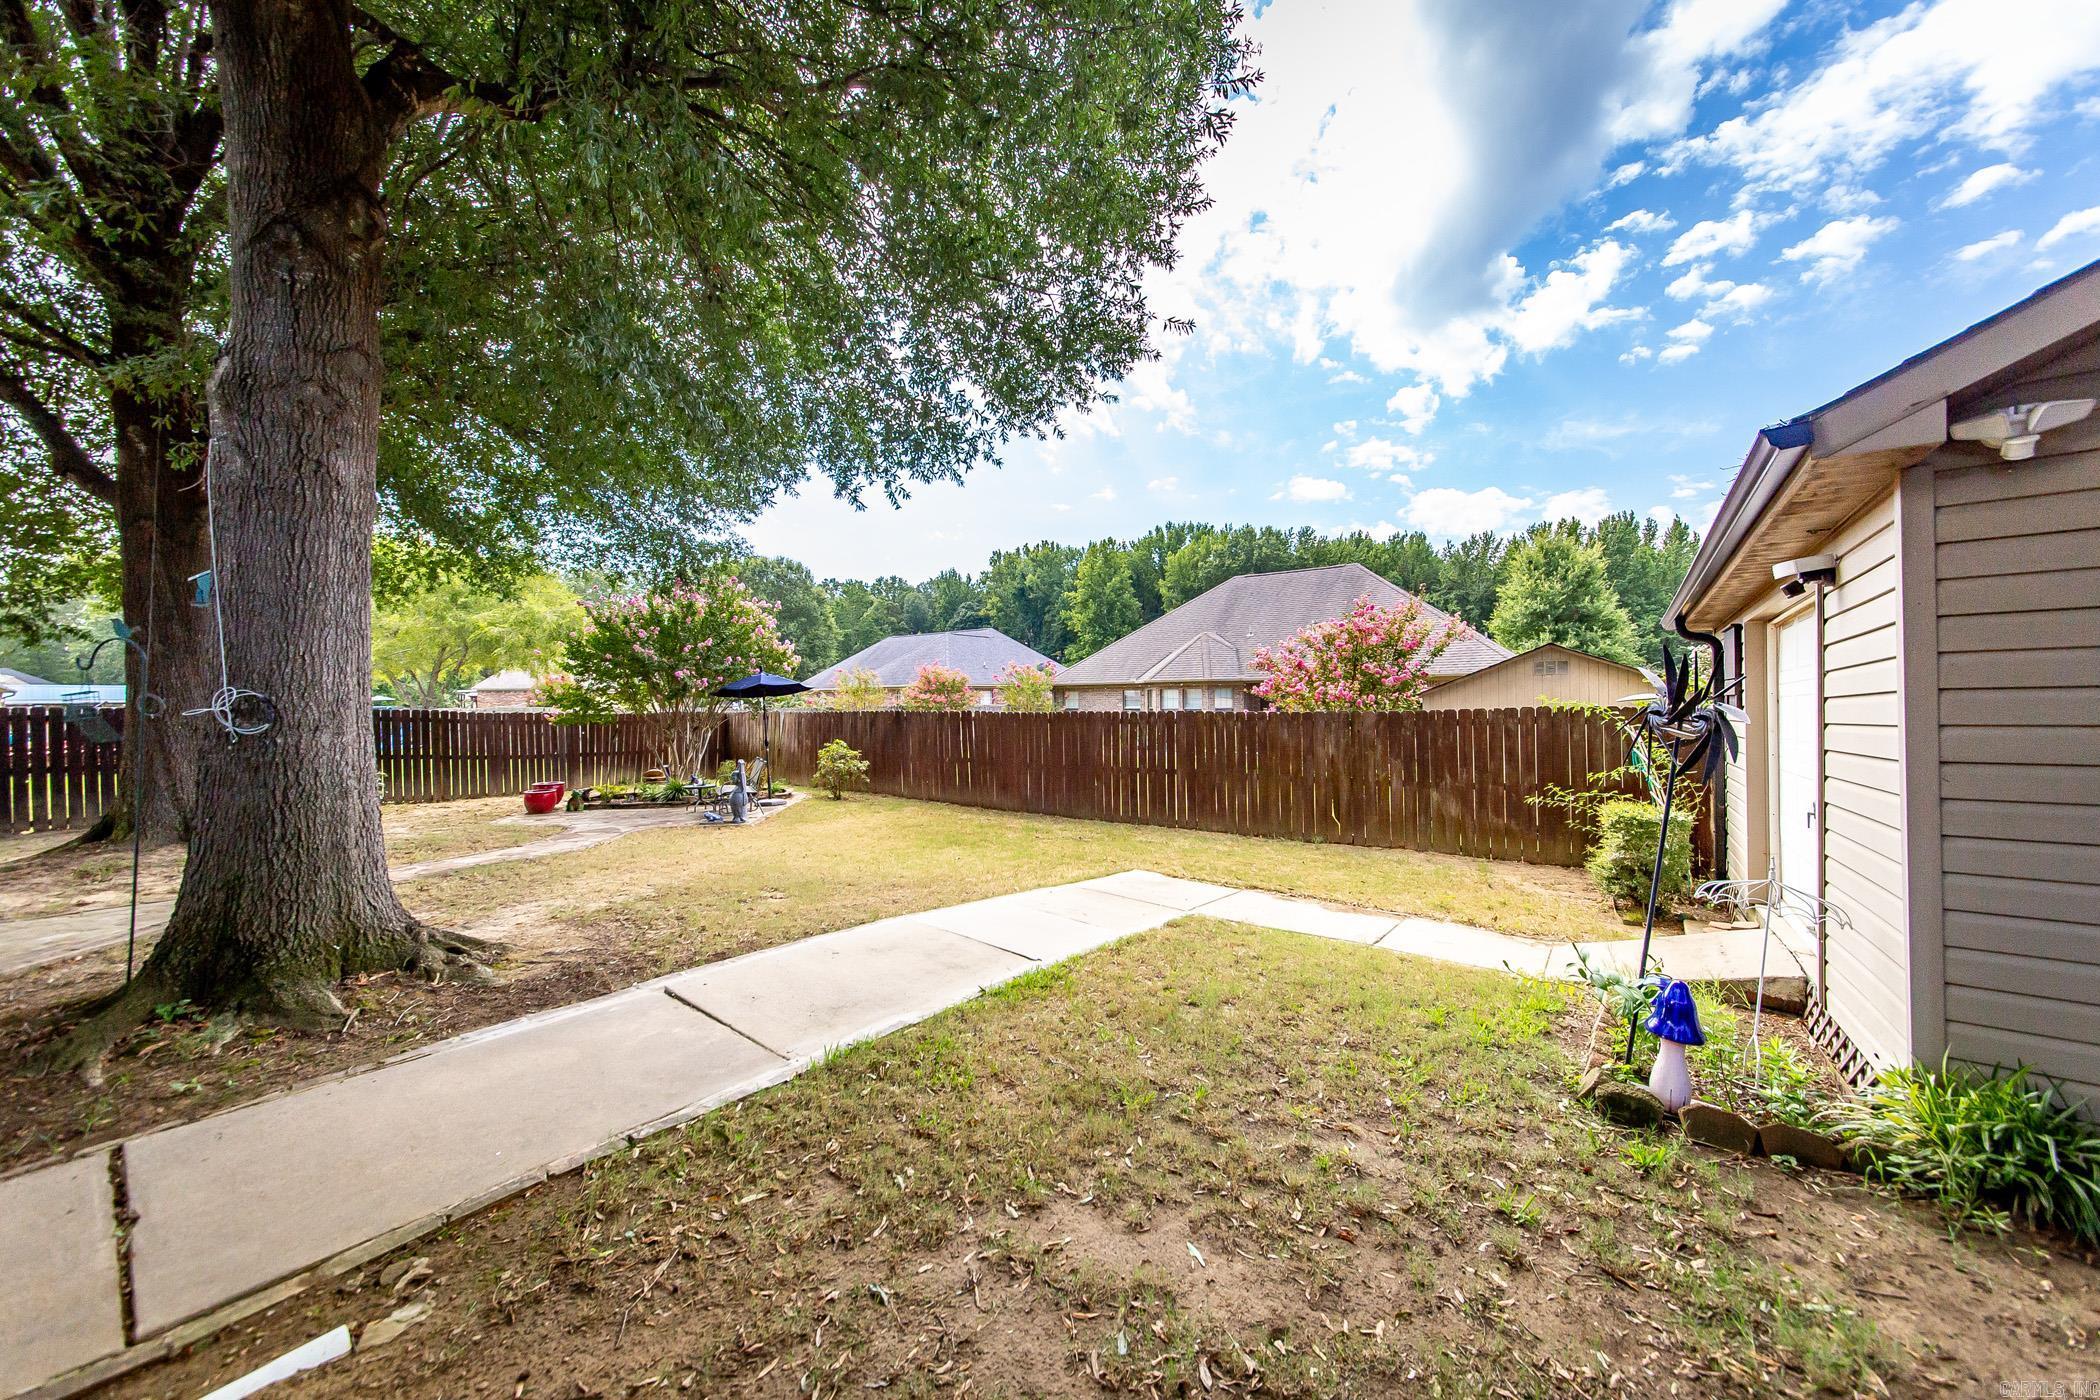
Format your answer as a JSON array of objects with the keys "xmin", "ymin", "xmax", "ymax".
[
  {"xmin": 35, "ymin": 0, "xmax": 1252, "ymax": 1061},
  {"xmin": 1250, "ymin": 596, "xmax": 1467, "ymax": 713},
  {"xmin": 997, "ymin": 661, "xmax": 1059, "ymax": 713},
  {"xmin": 536, "ymin": 580, "xmax": 798, "ymax": 779},
  {"xmin": 898, "ymin": 663, "xmax": 975, "ymax": 713}
]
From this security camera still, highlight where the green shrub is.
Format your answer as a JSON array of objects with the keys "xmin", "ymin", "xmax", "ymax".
[
  {"xmin": 1823, "ymin": 1060, "xmax": 2100, "ymax": 1242},
  {"xmin": 1585, "ymin": 798, "xmax": 1692, "ymax": 908},
  {"xmin": 814, "ymin": 738, "xmax": 871, "ymax": 800}
]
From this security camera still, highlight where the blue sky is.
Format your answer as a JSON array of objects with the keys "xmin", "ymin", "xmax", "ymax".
[{"xmin": 745, "ymin": 0, "xmax": 2100, "ymax": 580}]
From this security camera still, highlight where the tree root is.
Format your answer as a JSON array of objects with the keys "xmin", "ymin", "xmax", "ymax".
[{"xmin": 29, "ymin": 923, "xmax": 504, "ymax": 1080}]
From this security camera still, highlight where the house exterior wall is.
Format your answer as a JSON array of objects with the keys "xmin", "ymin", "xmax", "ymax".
[
  {"xmin": 1930, "ymin": 421, "xmax": 2100, "ymax": 1104},
  {"xmin": 1814, "ymin": 491, "xmax": 1912, "ymax": 1071},
  {"xmin": 1723, "ymin": 625, "xmax": 1767, "ymax": 884},
  {"xmin": 469, "ymin": 689, "xmax": 536, "ymax": 711},
  {"xmin": 1056, "ymin": 684, "xmax": 1247, "ymax": 712},
  {"xmin": 1419, "ymin": 649, "xmax": 1647, "ymax": 710}
]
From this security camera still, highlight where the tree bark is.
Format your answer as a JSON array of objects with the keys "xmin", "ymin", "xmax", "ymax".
[
  {"xmin": 102, "ymin": 0, "xmax": 482, "ymax": 1030},
  {"xmin": 99, "ymin": 370, "xmax": 214, "ymax": 847}
]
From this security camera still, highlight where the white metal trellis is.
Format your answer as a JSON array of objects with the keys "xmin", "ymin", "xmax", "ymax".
[{"xmin": 1695, "ymin": 860, "xmax": 1853, "ymax": 1067}]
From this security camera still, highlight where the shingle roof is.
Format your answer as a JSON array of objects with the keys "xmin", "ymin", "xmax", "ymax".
[
  {"xmin": 469, "ymin": 669, "xmax": 540, "ymax": 693},
  {"xmin": 0, "ymin": 667, "xmax": 51, "ymax": 686},
  {"xmin": 805, "ymin": 628, "xmax": 1054, "ymax": 689},
  {"xmin": 1056, "ymin": 563, "xmax": 1510, "ymax": 687}
]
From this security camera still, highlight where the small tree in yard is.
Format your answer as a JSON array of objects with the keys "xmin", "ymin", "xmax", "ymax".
[
  {"xmin": 998, "ymin": 662, "xmax": 1059, "ymax": 713},
  {"xmin": 1250, "ymin": 596, "xmax": 1466, "ymax": 712},
  {"xmin": 899, "ymin": 664, "xmax": 975, "ymax": 713},
  {"xmin": 814, "ymin": 740, "xmax": 871, "ymax": 800},
  {"xmin": 536, "ymin": 579, "xmax": 798, "ymax": 779},
  {"xmin": 827, "ymin": 668, "xmax": 890, "ymax": 712}
]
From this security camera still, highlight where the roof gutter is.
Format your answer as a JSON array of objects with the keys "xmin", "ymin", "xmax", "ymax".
[{"xmin": 1665, "ymin": 417, "xmax": 1816, "ymax": 634}]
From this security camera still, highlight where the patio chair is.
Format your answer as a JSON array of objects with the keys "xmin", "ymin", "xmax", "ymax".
[{"xmin": 686, "ymin": 773, "xmax": 732, "ymax": 818}]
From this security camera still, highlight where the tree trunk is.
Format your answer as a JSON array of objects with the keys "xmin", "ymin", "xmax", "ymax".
[
  {"xmin": 100, "ymin": 379, "xmax": 213, "ymax": 847},
  {"xmin": 114, "ymin": 0, "xmax": 480, "ymax": 1028}
]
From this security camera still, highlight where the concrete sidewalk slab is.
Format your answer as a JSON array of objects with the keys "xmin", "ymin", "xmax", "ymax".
[
  {"xmin": 911, "ymin": 896, "xmax": 1143, "ymax": 964},
  {"xmin": 1379, "ymin": 917, "xmax": 1551, "ymax": 973},
  {"xmin": 662, "ymin": 919, "xmax": 1032, "ymax": 1062},
  {"xmin": 0, "ymin": 901, "xmax": 173, "ymax": 977},
  {"xmin": 1015, "ymin": 884, "xmax": 1192, "ymax": 935},
  {"xmin": 1204, "ymin": 889, "xmax": 1397, "ymax": 944},
  {"xmin": 1076, "ymin": 870, "xmax": 1235, "ymax": 912},
  {"xmin": 0, "ymin": 1150, "xmax": 125, "ymax": 1396},
  {"xmin": 124, "ymin": 986, "xmax": 782, "ymax": 1337}
]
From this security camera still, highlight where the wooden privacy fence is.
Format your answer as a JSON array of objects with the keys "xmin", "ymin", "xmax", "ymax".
[
  {"xmin": 2, "ymin": 706, "xmax": 726, "ymax": 834},
  {"xmin": 729, "ymin": 708, "xmax": 1712, "ymax": 868}
]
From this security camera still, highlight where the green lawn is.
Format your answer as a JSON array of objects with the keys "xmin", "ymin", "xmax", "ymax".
[{"xmin": 121, "ymin": 918, "xmax": 2097, "ymax": 1399}]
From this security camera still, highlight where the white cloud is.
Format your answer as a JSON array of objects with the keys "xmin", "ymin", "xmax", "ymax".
[
  {"xmin": 1669, "ymin": 473, "xmax": 1716, "ymax": 499},
  {"xmin": 1667, "ymin": 0, "xmax": 2100, "ymax": 199},
  {"xmin": 1647, "ymin": 504, "xmax": 1680, "ymax": 527},
  {"xmin": 1606, "ymin": 208, "xmax": 1677, "ymax": 235},
  {"xmin": 1666, "ymin": 318, "xmax": 1714, "ymax": 344},
  {"xmin": 1662, "ymin": 210, "xmax": 1763, "ymax": 266},
  {"xmin": 1658, "ymin": 342, "xmax": 1702, "ymax": 364},
  {"xmin": 1331, "ymin": 419, "xmax": 1359, "ymax": 439},
  {"xmin": 1541, "ymin": 487, "xmax": 1614, "ymax": 524},
  {"xmin": 1090, "ymin": 486, "xmax": 1117, "ymax": 502},
  {"xmin": 1704, "ymin": 282, "xmax": 1774, "ymax": 321},
  {"xmin": 1619, "ymin": 344, "xmax": 1654, "ymax": 364},
  {"xmin": 1500, "ymin": 240, "xmax": 1645, "ymax": 354},
  {"xmin": 1953, "ymin": 229, "xmax": 2022, "ymax": 261},
  {"xmin": 1384, "ymin": 382, "xmax": 1441, "ymax": 434},
  {"xmin": 1938, "ymin": 162, "xmax": 2037, "ymax": 209},
  {"xmin": 1605, "ymin": 160, "xmax": 1647, "ymax": 189},
  {"xmin": 2037, "ymin": 206, "xmax": 2100, "ymax": 251},
  {"xmin": 1122, "ymin": 355, "xmax": 1195, "ymax": 434},
  {"xmin": 1279, "ymin": 475, "xmax": 1350, "ymax": 503},
  {"xmin": 1403, "ymin": 486, "xmax": 1534, "ymax": 536},
  {"xmin": 1151, "ymin": 0, "xmax": 1785, "ymax": 409},
  {"xmin": 1344, "ymin": 436, "xmax": 1429, "ymax": 474},
  {"xmin": 1146, "ymin": 476, "xmax": 1180, "ymax": 494},
  {"xmin": 1327, "ymin": 368, "xmax": 1368, "ymax": 384},
  {"xmin": 1779, "ymin": 215, "xmax": 1900, "ymax": 284},
  {"xmin": 1664, "ymin": 263, "xmax": 1729, "ymax": 301}
]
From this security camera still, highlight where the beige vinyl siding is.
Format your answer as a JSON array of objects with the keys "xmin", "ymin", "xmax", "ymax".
[
  {"xmin": 1420, "ymin": 647, "xmax": 1648, "ymax": 711},
  {"xmin": 1817, "ymin": 494, "xmax": 1912, "ymax": 1069},
  {"xmin": 1934, "ymin": 441, "xmax": 2100, "ymax": 1106}
]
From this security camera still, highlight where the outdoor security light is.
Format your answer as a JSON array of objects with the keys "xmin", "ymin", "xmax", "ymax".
[
  {"xmin": 1771, "ymin": 554, "xmax": 1838, "ymax": 598},
  {"xmin": 1949, "ymin": 398, "xmax": 2095, "ymax": 461}
]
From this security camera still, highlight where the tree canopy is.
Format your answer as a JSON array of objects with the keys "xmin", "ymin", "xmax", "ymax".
[{"xmin": 1489, "ymin": 532, "xmax": 1644, "ymax": 665}]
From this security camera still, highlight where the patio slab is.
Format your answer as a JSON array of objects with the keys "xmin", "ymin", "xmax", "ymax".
[
  {"xmin": 124, "ymin": 986, "xmax": 783, "ymax": 1338},
  {"xmin": 910, "ymin": 895, "xmax": 1145, "ymax": 964},
  {"xmin": 1203, "ymin": 889, "xmax": 1397, "ymax": 944},
  {"xmin": 0, "ymin": 1150, "xmax": 125, "ymax": 1396},
  {"xmin": 662, "ymin": 919, "xmax": 1033, "ymax": 1062},
  {"xmin": 1076, "ymin": 870, "xmax": 1236, "ymax": 912}
]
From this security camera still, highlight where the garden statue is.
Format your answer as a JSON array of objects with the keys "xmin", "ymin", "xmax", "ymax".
[{"xmin": 1645, "ymin": 979, "xmax": 1705, "ymax": 1111}]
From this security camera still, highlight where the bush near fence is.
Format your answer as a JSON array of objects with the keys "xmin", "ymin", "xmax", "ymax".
[
  {"xmin": 728, "ymin": 707, "xmax": 1713, "ymax": 869},
  {"xmin": 1, "ymin": 707, "xmax": 728, "ymax": 834}
]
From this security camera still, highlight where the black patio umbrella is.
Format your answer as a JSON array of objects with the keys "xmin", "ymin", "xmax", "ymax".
[{"xmin": 712, "ymin": 671, "xmax": 810, "ymax": 798}]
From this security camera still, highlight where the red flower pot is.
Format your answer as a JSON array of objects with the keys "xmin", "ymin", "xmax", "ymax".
[{"xmin": 523, "ymin": 781, "xmax": 567, "ymax": 815}]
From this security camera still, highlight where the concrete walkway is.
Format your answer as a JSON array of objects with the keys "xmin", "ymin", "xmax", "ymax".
[
  {"xmin": 0, "ymin": 872, "xmax": 1802, "ymax": 1398},
  {"xmin": 0, "ymin": 801, "xmax": 797, "ymax": 979}
]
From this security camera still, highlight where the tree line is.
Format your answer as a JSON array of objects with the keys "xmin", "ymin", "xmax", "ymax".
[{"xmin": 737, "ymin": 513, "xmax": 1701, "ymax": 676}]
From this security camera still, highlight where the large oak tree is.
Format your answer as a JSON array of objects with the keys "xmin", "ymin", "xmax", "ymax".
[{"xmin": 39, "ymin": 0, "xmax": 1252, "ymax": 1051}]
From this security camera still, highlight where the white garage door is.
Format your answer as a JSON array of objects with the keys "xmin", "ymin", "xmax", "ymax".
[{"xmin": 1773, "ymin": 612, "xmax": 1820, "ymax": 903}]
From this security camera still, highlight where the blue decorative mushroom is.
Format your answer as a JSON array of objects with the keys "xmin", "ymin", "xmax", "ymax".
[{"xmin": 1644, "ymin": 979, "xmax": 1705, "ymax": 1111}]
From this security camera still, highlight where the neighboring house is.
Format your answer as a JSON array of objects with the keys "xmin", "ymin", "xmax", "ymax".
[
  {"xmin": 803, "ymin": 627, "xmax": 1054, "ymax": 708},
  {"xmin": 1420, "ymin": 644, "xmax": 1652, "ymax": 711},
  {"xmin": 1055, "ymin": 562, "xmax": 1511, "ymax": 712},
  {"xmin": 0, "ymin": 668, "xmax": 125, "ymax": 707},
  {"xmin": 1670, "ymin": 261, "xmax": 2100, "ymax": 1097},
  {"xmin": 465, "ymin": 670, "xmax": 542, "ymax": 710}
]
